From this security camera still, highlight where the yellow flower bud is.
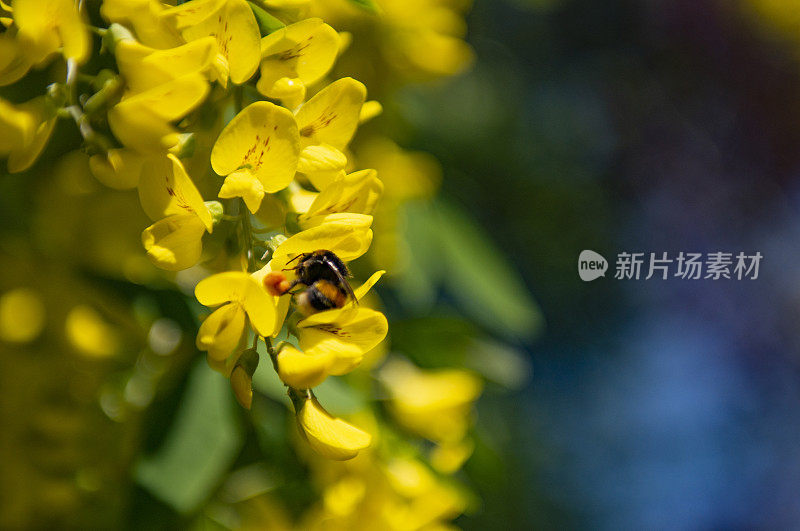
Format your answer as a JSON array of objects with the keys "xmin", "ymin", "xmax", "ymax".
[
  {"xmin": 230, "ymin": 366, "xmax": 253, "ymax": 409},
  {"xmin": 295, "ymin": 395, "xmax": 371, "ymax": 460}
]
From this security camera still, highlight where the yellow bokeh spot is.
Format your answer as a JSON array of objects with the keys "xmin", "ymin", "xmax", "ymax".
[
  {"xmin": 65, "ymin": 305, "xmax": 120, "ymax": 358},
  {"xmin": 0, "ymin": 287, "xmax": 45, "ymax": 343}
]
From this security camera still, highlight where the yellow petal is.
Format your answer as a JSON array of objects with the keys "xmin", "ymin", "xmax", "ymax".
[
  {"xmin": 107, "ymin": 104, "xmax": 181, "ymax": 152},
  {"xmin": 218, "ymin": 170, "xmax": 265, "ymax": 213},
  {"xmin": 353, "ymin": 270, "xmax": 385, "ymax": 301},
  {"xmin": 89, "ymin": 148, "xmax": 145, "ymax": 190},
  {"xmin": 295, "ymin": 78, "xmax": 366, "ymax": 150},
  {"xmin": 298, "ymin": 307, "xmax": 388, "ymax": 375},
  {"xmin": 116, "ymin": 37, "xmax": 216, "ymax": 94},
  {"xmin": 0, "ymin": 98, "xmax": 35, "ymax": 153},
  {"xmin": 251, "ymin": 264, "xmax": 292, "ymax": 335},
  {"xmin": 258, "ymin": 18, "xmax": 339, "ymax": 93},
  {"xmin": 7, "ymin": 97, "xmax": 56, "ymax": 173},
  {"xmin": 196, "ymin": 303, "xmax": 246, "ymax": 361},
  {"xmin": 300, "ymin": 169, "xmax": 382, "ymax": 224},
  {"xmin": 272, "ymin": 215, "xmax": 373, "ymax": 269},
  {"xmin": 296, "ymin": 396, "xmax": 371, "ymax": 460},
  {"xmin": 14, "ymin": 0, "xmax": 89, "ymax": 64},
  {"xmin": 182, "ymin": 0, "xmax": 260, "ymax": 85},
  {"xmin": 141, "ymin": 213, "xmax": 207, "ymax": 271},
  {"xmin": 161, "ymin": 0, "xmax": 227, "ymax": 30},
  {"xmin": 359, "ymin": 100, "xmax": 382, "ymax": 123},
  {"xmin": 118, "ymin": 73, "xmax": 210, "ymax": 122},
  {"xmin": 297, "ymin": 143, "xmax": 347, "ymax": 174},
  {"xmin": 101, "ymin": 0, "xmax": 182, "ymax": 49},
  {"xmin": 138, "ymin": 154, "xmax": 213, "ymax": 230},
  {"xmin": 277, "ymin": 345, "xmax": 333, "ymax": 389},
  {"xmin": 195, "ymin": 272, "xmax": 277, "ymax": 337},
  {"xmin": 211, "ymin": 101, "xmax": 300, "ymax": 192},
  {"xmin": 259, "ymin": 76, "xmax": 306, "ymax": 109},
  {"xmin": 0, "ymin": 35, "xmax": 32, "ymax": 86}
]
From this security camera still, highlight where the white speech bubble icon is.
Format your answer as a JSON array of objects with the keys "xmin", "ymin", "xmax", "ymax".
[{"xmin": 578, "ymin": 250, "xmax": 608, "ymax": 281}]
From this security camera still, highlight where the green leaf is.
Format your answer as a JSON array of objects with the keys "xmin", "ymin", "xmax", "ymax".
[
  {"xmin": 346, "ymin": 0, "xmax": 379, "ymax": 13},
  {"xmin": 247, "ymin": 2, "xmax": 285, "ymax": 36},
  {"xmin": 135, "ymin": 361, "xmax": 243, "ymax": 514},
  {"xmin": 433, "ymin": 200, "xmax": 543, "ymax": 339}
]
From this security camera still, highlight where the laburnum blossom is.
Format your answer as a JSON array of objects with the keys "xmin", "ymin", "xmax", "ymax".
[
  {"xmin": 210, "ymin": 101, "xmax": 301, "ymax": 213},
  {"xmin": 294, "ymin": 393, "xmax": 371, "ymax": 461},
  {"xmin": 275, "ymin": 270, "xmax": 385, "ymax": 388},
  {"xmin": 108, "ymin": 31, "xmax": 215, "ymax": 152},
  {"xmin": 257, "ymin": 18, "xmax": 340, "ymax": 108},
  {"xmin": 0, "ymin": 96, "xmax": 57, "ymax": 173},
  {"xmin": 295, "ymin": 77, "xmax": 367, "ymax": 190},
  {"xmin": 164, "ymin": 0, "xmax": 260, "ymax": 87},
  {"xmin": 195, "ymin": 272, "xmax": 276, "ymax": 368},
  {"xmin": 138, "ymin": 154, "xmax": 215, "ymax": 270},
  {"xmin": 379, "ymin": 359, "xmax": 483, "ymax": 444},
  {"xmin": 298, "ymin": 169, "xmax": 383, "ymax": 229}
]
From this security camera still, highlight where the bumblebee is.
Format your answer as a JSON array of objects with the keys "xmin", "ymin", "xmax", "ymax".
[{"xmin": 263, "ymin": 250, "xmax": 356, "ymax": 315}]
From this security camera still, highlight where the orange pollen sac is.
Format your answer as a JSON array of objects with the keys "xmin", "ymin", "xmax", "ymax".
[{"xmin": 263, "ymin": 272, "xmax": 290, "ymax": 296}]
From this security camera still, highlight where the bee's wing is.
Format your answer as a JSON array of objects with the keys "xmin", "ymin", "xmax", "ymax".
[{"xmin": 324, "ymin": 256, "xmax": 358, "ymax": 303}]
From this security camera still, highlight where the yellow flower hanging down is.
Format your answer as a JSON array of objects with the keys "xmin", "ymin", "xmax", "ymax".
[
  {"xmin": 210, "ymin": 101, "xmax": 301, "ymax": 213},
  {"xmin": 108, "ymin": 34, "xmax": 216, "ymax": 152},
  {"xmin": 295, "ymin": 394, "xmax": 371, "ymax": 461},
  {"xmin": 257, "ymin": 18, "xmax": 340, "ymax": 108},
  {"xmin": 163, "ymin": 0, "xmax": 260, "ymax": 87},
  {"xmin": 12, "ymin": 0, "xmax": 89, "ymax": 65},
  {"xmin": 195, "ymin": 271, "xmax": 277, "ymax": 369},
  {"xmin": 139, "ymin": 154, "xmax": 215, "ymax": 270},
  {"xmin": 295, "ymin": 77, "xmax": 367, "ymax": 190}
]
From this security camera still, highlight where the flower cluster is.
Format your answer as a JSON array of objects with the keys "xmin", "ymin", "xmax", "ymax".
[
  {"xmin": 0, "ymin": 0, "xmax": 487, "ymax": 527},
  {"xmin": 1, "ymin": 0, "xmax": 391, "ymax": 459}
]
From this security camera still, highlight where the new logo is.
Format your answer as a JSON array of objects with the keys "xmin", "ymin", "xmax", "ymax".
[{"xmin": 578, "ymin": 250, "xmax": 608, "ymax": 281}]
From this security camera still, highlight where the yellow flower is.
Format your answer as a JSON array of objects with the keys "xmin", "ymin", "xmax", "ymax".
[
  {"xmin": 296, "ymin": 77, "xmax": 366, "ymax": 149},
  {"xmin": 172, "ymin": 0, "xmax": 261, "ymax": 86},
  {"xmin": 379, "ymin": 359, "xmax": 482, "ymax": 443},
  {"xmin": 296, "ymin": 303, "xmax": 388, "ymax": 375},
  {"xmin": 275, "ymin": 271, "xmax": 384, "ymax": 387},
  {"xmin": 294, "ymin": 77, "xmax": 366, "ymax": 189},
  {"xmin": 295, "ymin": 394, "xmax": 371, "ymax": 460},
  {"xmin": 298, "ymin": 169, "xmax": 383, "ymax": 229},
  {"xmin": 13, "ymin": 0, "xmax": 89, "ymax": 65},
  {"xmin": 257, "ymin": 18, "xmax": 340, "ymax": 107},
  {"xmin": 211, "ymin": 101, "xmax": 301, "ymax": 213},
  {"xmin": 138, "ymin": 154, "xmax": 214, "ymax": 270},
  {"xmin": 195, "ymin": 271, "xmax": 278, "ymax": 365},
  {"xmin": 141, "ymin": 213, "xmax": 208, "ymax": 271},
  {"xmin": 0, "ymin": 96, "xmax": 56, "ymax": 173},
  {"xmin": 109, "ymin": 36, "xmax": 215, "ymax": 151},
  {"xmin": 276, "ymin": 344, "xmax": 332, "ymax": 389},
  {"xmin": 271, "ymin": 213, "xmax": 374, "ymax": 270}
]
